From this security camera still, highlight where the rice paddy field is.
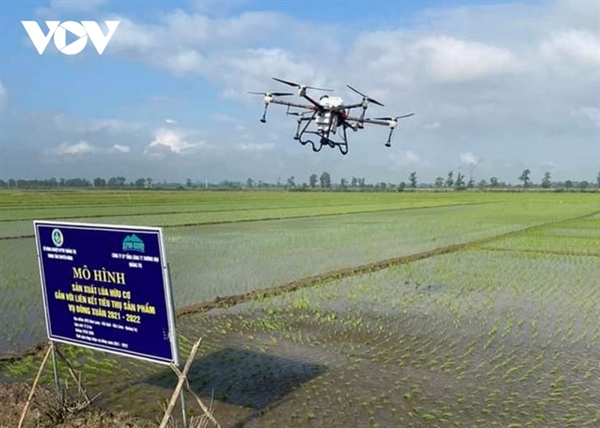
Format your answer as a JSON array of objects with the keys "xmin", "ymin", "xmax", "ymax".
[{"xmin": 0, "ymin": 189, "xmax": 598, "ymax": 427}]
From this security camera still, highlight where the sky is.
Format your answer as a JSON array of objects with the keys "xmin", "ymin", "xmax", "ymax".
[{"xmin": 0, "ymin": 0, "xmax": 598, "ymax": 185}]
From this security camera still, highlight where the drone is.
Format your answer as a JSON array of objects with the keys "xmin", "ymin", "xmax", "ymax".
[{"xmin": 249, "ymin": 77, "xmax": 414, "ymax": 155}]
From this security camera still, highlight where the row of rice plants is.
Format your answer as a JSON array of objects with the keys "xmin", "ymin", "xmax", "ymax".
[
  {"xmin": 1, "ymin": 212, "xmax": 598, "ymax": 426},
  {"xmin": 1, "ymin": 199, "xmax": 597, "ymax": 355},
  {"xmin": 0, "ymin": 189, "xmax": 486, "ymax": 220}
]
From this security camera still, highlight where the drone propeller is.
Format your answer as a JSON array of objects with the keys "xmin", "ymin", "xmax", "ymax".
[
  {"xmin": 272, "ymin": 77, "xmax": 333, "ymax": 92},
  {"xmin": 247, "ymin": 91, "xmax": 294, "ymax": 97},
  {"xmin": 346, "ymin": 84, "xmax": 384, "ymax": 107}
]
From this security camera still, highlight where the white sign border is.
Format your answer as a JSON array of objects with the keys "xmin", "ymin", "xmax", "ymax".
[{"xmin": 33, "ymin": 220, "xmax": 180, "ymax": 367}]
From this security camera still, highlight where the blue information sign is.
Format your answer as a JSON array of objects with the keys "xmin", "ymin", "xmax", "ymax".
[{"xmin": 33, "ymin": 221, "xmax": 179, "ymax": 366}]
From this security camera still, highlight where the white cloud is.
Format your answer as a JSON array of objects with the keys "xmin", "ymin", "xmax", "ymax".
[
  {"xmin": 165, "ymin": 119, "xmax": 177, "ymax": 125},
  {"xmin": 541, "ymin": 30, "xmax": 600, "ymax": 67},
  {"xmin": 571, "ymin": 107, "xmax": 600, "ymax": 129},
  {"xmin": 0, "ymin": 82, "xmax": 6, "ymax": 111},
  {"xmin": 424, "ymin": 121, "xmax": 441, "ymax": 130},
  {"xmin": 460, "ymin": 151, "xmax": 478, "ymax": 166},
  {"xmin": 111, "ymin": 144, "xmax": 131, "ymax": 153},
  {"xmin": 210, "ymin": 114, "xmax": 236, "ymax": 122},
  {"xmin": 538, "ymin": 161, "xmax": 560, "ymax": 171},
  {"xmin": 51, "ymin": 113, "xmax": 144, "ymax": 135},
  {"xmin": 53, "ymin": 140, "xmax": 132, "ymax": 156},
  {"xmin": 236, "ymin": 142, "xmax": 274, "ymax": 152},
  {"xmin": 145, "ymin": 127, "xmax": 202, "ymax": 155},
  {"xmin": 416, "ymin": 36, "xmax": 517, "ymax": 82},
  {"xmin": 56, "ymin": 140, "xmax": 97, "ymax": 156},
  {"xmin": 167, "ymin": 49, "xmax": 205, "ymax": 77},
  {"xmin": 390, "ymin": 150, "xmax": 421, "ymax": 167},
  {"xmin": 107, "ymin": 11, "xmax": 318, "ymax": 80},
  {"xmin": 220, "ymin": 48, "xmax": 321, "ymax": 101},
  {"xmin": 3, "ymin": 1, "xmax": 599, "ymax": 183}
]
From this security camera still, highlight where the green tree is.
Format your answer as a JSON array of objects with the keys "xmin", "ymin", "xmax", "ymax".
[
  {"xmin": 490, "ymin": 176, "xmax": 499, "ymax": 188},
  {"xmin": 320, "ymin": 171, "xmax": 331, "ymax": 188},
  {"xmin": 519, "ymin": 169, "xmax": 531, "ymax": 188},
  {"xmin": 287, "ymin": 176, "xmax": 296, "ymax": 188},
  {"xmin": 541, "ymin": 171, "xmax": 552, "ymax": 189},
  {"xmin": 107, "ymin": 177, "xmax": 126, "ymax": 187},
  {"xmin": 340, "ymin": 178, "xmax": 348, "ymax": 189},
  {"xmin": 455, "ymin": 172, "xmax": 465, "ymax": 189},
  {"xmin": 409, "ymin": 171, "xmax": 417, "ymax": 188},
  {"xmin": 435, "ymin": 177, "xmax": 444, "ymax": 188},
  {"xmin": 309, "ymin": 174, "xmax": 318, "ymax": 188},
  {"xmin": 246, "ymin": 178, "xmax": 254, "ymax": 188},
  {"xmin": 445, "ymin": 171, "xmax": 454, "ymax": 188}
]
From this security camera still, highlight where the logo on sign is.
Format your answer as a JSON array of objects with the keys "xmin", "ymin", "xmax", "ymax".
[
  {"xmin": 122, "ymin": 234, "xmax": 145, "ymax": 253},
  {"xmin": 21, "ymin": 20, "xmax": 120, "ymax": 55},
  {"xmin": 51, "ymin": 229, "xmax": 64, "ymax": 247}
]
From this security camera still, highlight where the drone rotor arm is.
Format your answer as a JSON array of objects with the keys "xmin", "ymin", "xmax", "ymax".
[
  {"xmin": 353, "ymin": 117, "xmax": 389, "ymax": 126},
  {"xmin": 268, "ymin": 99, "xmax": 314, "ymax": 110},
  {"xmin": 340, "ymin": 102, "xmax": 367, "ymax": 110},
  {"xmin": 371, "ymin": 113, "xmax": 415, "ymax": 121}
]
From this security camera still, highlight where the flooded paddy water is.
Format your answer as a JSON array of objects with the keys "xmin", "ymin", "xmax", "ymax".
[
  {"xmin": 1, "ymin": 192, "xmax": 598, "ymax": 427},
  {"xmin": 4, "ymin": 200, "xmax": 592, "ymax": 355}
]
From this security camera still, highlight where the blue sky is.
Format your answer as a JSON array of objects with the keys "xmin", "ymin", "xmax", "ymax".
[{"xmin": 0, "ymin": 0, "xmax": 598, "ymax": 184}]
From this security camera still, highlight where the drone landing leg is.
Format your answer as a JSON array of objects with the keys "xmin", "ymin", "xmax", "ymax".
[
  {"xmin": 296, "ymin": 112, "xmax": 317, "ymax": 141},
  {"xmin": 338, "ymin": 125, "xmax": 349, "ymax": 155},
  {"xmin": 260, "ymin": 103, "xmax": 269, "ymax": 123},
  {"xmin": 294, "ymin": 119, "xmax": 303, "ymax": 140},
  {"xmin": 385, "ymin": 128, "xmax": 395, "ymax": 148}
]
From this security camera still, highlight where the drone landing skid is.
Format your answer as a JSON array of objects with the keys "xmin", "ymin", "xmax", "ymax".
[{"xmin": 298, "ymin": 135, "xmax": 348, "ymax": 156}]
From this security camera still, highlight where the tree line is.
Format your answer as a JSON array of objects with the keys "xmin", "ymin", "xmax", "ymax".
[{"xmin": 1, "ymin": 170, "xmax": 598, "ymax": 191}]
